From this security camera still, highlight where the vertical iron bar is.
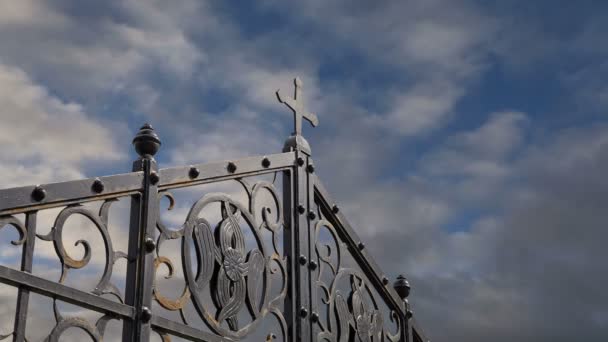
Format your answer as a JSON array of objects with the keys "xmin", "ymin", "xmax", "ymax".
[
  {"xmin": 13, "ymin": 211, "xmax": 36, "ymax": 342},
  {"xmin": 282, "ymin": 168, "xmax": 297, "ymax": 341},
  {"xmin": 123, "ymin": 124, "xmax": 161, "ymax": 342},
  {"xmin": 295, "ymin": 150, "xmax": 311, "ymax": 342},
  {"xmin": 283, "ymin": 137, "xmax": 313, "ymax": 342},
  {"xmin": 306, "ymin": 158, "xmax": 318, "ymax": 342}
]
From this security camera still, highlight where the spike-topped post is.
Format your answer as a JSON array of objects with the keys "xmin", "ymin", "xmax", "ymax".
[{"xmin": 123, "ymin": 123, "xmax": 161, "ymax": 341}]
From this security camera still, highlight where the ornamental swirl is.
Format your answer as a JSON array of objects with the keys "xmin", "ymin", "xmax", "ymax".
[{"xmin": 153, "ymin": 177, "xmax": 287, "ymax": 340}]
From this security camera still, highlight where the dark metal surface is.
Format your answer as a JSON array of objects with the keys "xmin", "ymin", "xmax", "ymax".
[
  {"xmin": 13, "ymin": 212, "xmax": 36, "ymax": 341},
  {"xmin": 0, "ymin": 77, "xmax": 425, "ymax": 341}
]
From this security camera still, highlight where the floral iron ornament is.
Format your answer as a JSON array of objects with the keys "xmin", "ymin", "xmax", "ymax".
[
  {"xmin": 335, "ymin": 275, "xmax": 384, "ymax": 342},
  {"xmin": 211, "ymin": 201, "xmax": 265, "ymax": 330},
  {"xmin": 173, "ymin": 191, "xmax": 280, "ymax": 339}
]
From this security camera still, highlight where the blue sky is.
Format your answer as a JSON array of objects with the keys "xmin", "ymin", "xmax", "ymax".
[{"xmin": 0, "ymin": 1, "xmax": 607, "ymax": 341}]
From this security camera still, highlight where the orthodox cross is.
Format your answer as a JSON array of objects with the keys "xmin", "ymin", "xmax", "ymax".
[{"xmin": 276, "ymin": 77, "xmax": 319, "ymax": 136}]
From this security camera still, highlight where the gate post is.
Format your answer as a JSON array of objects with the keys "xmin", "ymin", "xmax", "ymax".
[
  {"xmin": 278, "ymin": 77, "xmax": 319, "ymax": 342},
  {"xmin": 122, "ymin": 124, "xmax": 161, "ymax": 342},
  {"xmin": 283, "ymin": 134, "xmax": 315, "ymax": 342}
]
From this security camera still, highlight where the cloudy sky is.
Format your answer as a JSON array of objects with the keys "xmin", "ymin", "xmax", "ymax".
[{"xmin": 0, "ymin": 0, "xmax": 607, "ymax": 341}]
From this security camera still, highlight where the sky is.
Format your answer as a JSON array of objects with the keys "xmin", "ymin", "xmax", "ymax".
[{"xmin": 0, "ymin": 0, "xmax": 607, "ymax": 341}]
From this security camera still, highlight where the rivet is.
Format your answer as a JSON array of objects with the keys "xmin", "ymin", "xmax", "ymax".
[
  {"xmin": 31, "ymin": 186, "xmax": 46, "ymax": 202},
  {"xmin": 296, "ymin": 157, "xmax": 305, "ymax": 166},
  {"xmin": 382, "ymin": 277, "xmax": 389, "ymax": 285},
  {"xmin": 309, "ymin": 260, "xmax": 318, "ymax": 270},
  {"xmin": 141, "ymin": 306, "xmax": 152, "ymax": 322},
  {"xmin": 299, "ymin": 255, "xmax": 307, "ymax": 265},
  {"xmin": 300, "ymin": 307, "xmax": 308, "ymax": 318},
  {"xmin": 406, "ymin": 309, "xmax": 414, "ymax": 319},
  {"xmin": 307, "ymin": 164, "xmax": 315, "ymax": 173},
  {"xmin": 189, "ymin": 166, "xmax": 200, "ymax": 179},
  {"xmin": 311, "ymin": 312, "xmax": 319, "ymax": 323},
  {"xmin": 332, "ymin": 204, "xmax": 340, "ymax": 214},
  {"xmin": 297, "ymin": 204, "xmax": 306, "ymax": 214},
  {"xmin": 262, "ymin": 157, "xmax": 271, "ymax": 168},
  {"xmin": 91, "ymin": 178, "xmax": 104, "ymax": 193},
  {"xmin": 144, "ymin": 237, "xmax": 156, "ymax": 253},
  {"xmin": 149, "ymin": 171, "xmax": 160, "ymax": 185},
  {"xmin": 358, "ymin": 242, "xmax": 365, "ymax": 250},
  {"xmin": 227, "ymin": 162, "xmax": 237, "ymax": 173},
  {"xmin": 308, "ymin": 211, "xmax": 316, "ymax": 220}
]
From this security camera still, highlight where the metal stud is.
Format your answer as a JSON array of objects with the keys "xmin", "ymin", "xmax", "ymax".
[
  {"xmin": 297, "ymin": 204, "xmax": 306, "ymax": 214},
  {"xmin": 227, "ymin": 162, "xmax": 237, "ymax": 173},
  {"xmin": 300, "ymin": 307, "xmax": 308, "ymax": 318},
  {"xmin": 358, "ymin": 242, "xmax": 365, "ymax": 250},
  {"xmin": 144, "ymin": 237, "xmax": 156, "ymax": 253},
  {"xmin": 91, "ymin": 178, "xmax": 104, "ymax": 193},
  {"xmin": 406, "ymin": 309, "xmax": 414, "ymax": 319},
  {"xmin": 297, "ymin": 157, "xmax": 305, "ymax": 166},
  {"xmin": 309, "ymin": 260, "xmax": 318, "ymax": 270},
  {"xmin": 299, "ymin": 255, "xmax": 307, "ymax": 265},
  {"xmin": 149, "ymin": 171, "xmax": 160, "ymax": 185},
  {"xmin": 310, "ymin": 312, "xmax": 319, "ymax": 323},
  {"xmin": 31, "ymin": 186, "xmax": 46, "ymax": 202},
  {"xmin": 332, "ymin": 204, "xmax": 340, "ymax": 214},
  {"xmin": 189, "ymin": 166, "xmax": 200, "ymax": 179},
  {"xmin": 306, "ymin": 164, "xmax": 315, "ymax": 173},
  {"xmin": 141, "ymin": 306, "xmax": 152, "ymax": 323},
  {"xmin": 307, "ymin": 210, "xmax": 316, "ymax": 220},
  {"xmin": 261, "ymin": 157, "xmax": 271, "ymax": 168},
  {"xmin": 382, "ymin": 277, "xmax": 389, "ymax": 285}
]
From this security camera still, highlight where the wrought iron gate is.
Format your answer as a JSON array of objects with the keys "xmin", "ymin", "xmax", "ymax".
[{"xmin": 0, "ymin": 78, "xmax": 428, "ymax": 341}]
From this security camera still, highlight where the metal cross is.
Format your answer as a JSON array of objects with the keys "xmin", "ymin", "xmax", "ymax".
[{"xmin": 276, "ymin": 77, "xmax": 319, "ymax": 136}]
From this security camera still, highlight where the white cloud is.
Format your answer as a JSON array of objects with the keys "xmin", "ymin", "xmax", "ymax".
[{"xmin": 0, "ymin": 63, "xmax": 125, "ymax": 187}]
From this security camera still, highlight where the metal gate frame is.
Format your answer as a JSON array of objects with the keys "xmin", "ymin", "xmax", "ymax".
[{"xmin": 0, "ymin": 78, "xmax": 428, "ymax": 341}]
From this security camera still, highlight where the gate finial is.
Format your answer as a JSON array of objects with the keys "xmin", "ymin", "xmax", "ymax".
[
  {"xmin": 276, "ymin": 77, "xmax": 319, "ymax": 137},
  {"xmin": 133, "ymin": 123, "xmax": 161, "ymax": 158}
]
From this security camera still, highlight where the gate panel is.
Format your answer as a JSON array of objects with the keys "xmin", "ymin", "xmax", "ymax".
[
  {"xmin": 311, "ymin": 176, "xmax": 409, "ymax": 342},
  {"xmin": 0, "ymin": 189, "xmax": 140, "ymax": 341},
  {"xmin": 0, "ymin": 76, "xmax": 428, "ymax": 341},
  {"xmin": 147, "ymin": 167, "xmax": 294, "ymax": 341}
]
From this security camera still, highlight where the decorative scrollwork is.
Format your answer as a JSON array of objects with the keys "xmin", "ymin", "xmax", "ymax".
[
  {"xmin": 314, "ymin": 219, "xmax": 402, "ymax": 342},
  {"xmin": 45, "ymin": 299, "xmax": 116, "ymax": 342},
  {"xmin": 153, "ymin": 176, "xmax": 288, "ymax": 340},
  {"xmin": 0, "ymin": 332, "xmax": 13, "ymax": 341},
  {"xmin": 36, "ymin": 199, "xmax": 128, "ymax": 302},
  {"xmin": 0, "ymin": 215, "xmax": 26, "ymax": 246},
  {"xmin": 153, "ymin": 256, "xmax": 191, "ymax": 311}
]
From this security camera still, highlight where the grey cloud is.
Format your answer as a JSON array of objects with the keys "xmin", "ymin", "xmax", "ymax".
[{"xmin": 359, "ymin": 121, "xmax": 608, "ymax": 342}]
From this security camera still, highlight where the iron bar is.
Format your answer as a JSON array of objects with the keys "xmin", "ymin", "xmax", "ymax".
[
  {"xmin": 123, "ymin": 124, "xmax": 160, "ymax": 341},
  {"xmin": 158, "ymin": 151, "xmax": 295, "ymax": 190},
  {"xmin": 0, "ymin": 172, "xmax": 144, "ymax": 216},
  {"xmin": 150, "ymin": 316, "xmax": 232, "ymax": 342},
  {"xmin": 0, "ymin": 265, "xmax": 135, "ymax": 319},
  {"xmin": 12, "ymin": 212, "xmax": 36, "ymax": 341}
]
